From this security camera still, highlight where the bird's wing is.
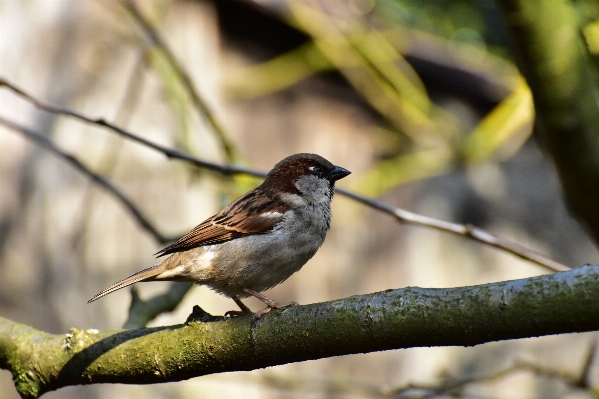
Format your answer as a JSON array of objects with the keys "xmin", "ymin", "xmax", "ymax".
[{"xmin": 154, "ymin": 191, "xmax": 288, "ymax": 257}]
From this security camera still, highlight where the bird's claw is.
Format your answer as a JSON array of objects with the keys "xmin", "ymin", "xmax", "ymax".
[{"xmin": 254, "ymin": 301, "xmax": 298, "ymax": 319}]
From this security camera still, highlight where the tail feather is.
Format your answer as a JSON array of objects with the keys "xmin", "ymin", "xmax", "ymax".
[{"xmin": 88, "ymin": 264, "xmax": 164, "ymax": 303}]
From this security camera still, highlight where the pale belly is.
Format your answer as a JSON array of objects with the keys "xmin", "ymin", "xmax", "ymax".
[{"xmin": 158, "ymin": 207, "xmax": 331, "ymax": 298}]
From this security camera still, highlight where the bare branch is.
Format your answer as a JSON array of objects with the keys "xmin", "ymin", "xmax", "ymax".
[
  {"xmin": 0, "ymin": 77, "xmax": 570, "ymax": 273},
  {"xmin": 390, "ymin": 359, "xmax": 587, "ymax": 397},
  {"xmin": 337, "ymin": 188, "xmax": 571, "ymax": 272},
  {"xmin": 0, "ymin": 116, "xmax": 174, "ymax": 245},
  {"xmin": 1, "ymin": 265, "xmax": 598, "ymax": 398},
  {"xmin": 0, "ymin": 78, "xmax": 260, "ymax": 177},
  {"xmin": 120, "ymin": 0, "xmax": 237, "ymax": 162},
  {"xmin": 123, "ymin": 283, "xmax": 193, "ymax": 329},
  {"xmin": 576, "ymin": 338, "xmax": 597, "ymax": 388}
]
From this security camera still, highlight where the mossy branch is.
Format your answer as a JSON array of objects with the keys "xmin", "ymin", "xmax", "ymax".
[{"xmin": 1, "ymin": 265, "xmax": 598, "ymax": 398}]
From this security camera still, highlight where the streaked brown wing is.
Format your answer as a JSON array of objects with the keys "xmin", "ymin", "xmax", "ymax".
[{"xmin": 154, "ymin": 191, "xmax": 288, "ymax": 257}]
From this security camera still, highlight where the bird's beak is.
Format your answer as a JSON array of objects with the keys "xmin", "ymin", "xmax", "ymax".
[{"xmin": 328, "ymin": 166, "xmax": 351, "ymax": 182}]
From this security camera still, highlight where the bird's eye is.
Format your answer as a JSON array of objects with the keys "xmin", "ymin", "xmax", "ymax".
[{"xmin": 308, "ymin": 165, "xmax": 323, "ymax": 174}]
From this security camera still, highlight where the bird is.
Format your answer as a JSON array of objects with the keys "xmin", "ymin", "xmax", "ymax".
[{"xmin": 88, "ymin": 153, "xmax": 351, "ymax": 319}]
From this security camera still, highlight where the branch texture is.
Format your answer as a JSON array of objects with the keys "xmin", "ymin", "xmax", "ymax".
[{"xmin": 1, "ymin": 265, "xmax": 598, "ymax": 398}]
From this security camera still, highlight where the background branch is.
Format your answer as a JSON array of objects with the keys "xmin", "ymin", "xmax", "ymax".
[
  {"xmin": 390, "ymin": 359, "xmax": 590, "ymax": 397},
  {"xmin": 123, "ymin": 283, "xmax": 193, "ymax": 329},
  {"xmin": 1, "ymin": 265, "xmax": 597, "ymax": 399},
  {"xmin": 495, "ymin": 0, "xmax": 599, "ymax": 243},
  {"xmin": 0, "ymin": 78, "xmax": 570, "ymax": 273},
  {"xmin": 338, "ymin": 188, "xmax": 571, "ymax": 272},
  {"xmin": 0, "ymin": 116, "xmax": 174, "ymax": 245},
  {"xmin": 0, "ymin": 78, "xmax": 258, "ymax": 177},
  {"xmin": 121, "ymin": 0, "xmax": 237, "ymax": 162}
]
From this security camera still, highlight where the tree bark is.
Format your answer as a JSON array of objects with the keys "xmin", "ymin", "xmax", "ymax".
[{"xmin": 1, "ymin": 265, "xmax": 598, "ymax": 398}]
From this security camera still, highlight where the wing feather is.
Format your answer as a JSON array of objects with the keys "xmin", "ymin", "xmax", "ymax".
[{"xmin": 154, "ymin": 191, "xmax": 288, "ymax": 257}]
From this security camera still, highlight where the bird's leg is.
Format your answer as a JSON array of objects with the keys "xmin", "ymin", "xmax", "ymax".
[
  {"xmin": 243, "ymin": 287, "xmax": 298, "ymax": 319},
  {"xmin": 224, "ymin": 296, "xmax": 253, "ymax": 318}
]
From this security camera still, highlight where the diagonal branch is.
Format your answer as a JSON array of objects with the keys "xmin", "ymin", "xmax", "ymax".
[
  {"xmin": 1, "ymin": 265, "xmax": 598, "ymax": 399},
  {"xmin": 337, "ymin": 188, "xmax": 571, "ymax": 272},
  {"xmin": 576, "ymin": 338, "xmax": 597, "ymax": 388},
  {"xmin": 390, "ymin": 359, "xmax": 588, "ymax": 397},
  {"xmin": 123, "ymin": 283, "xmax": 193, "ymax": 329},
  {"xmin": 0, "ymin": 116, "xmax": 174, "ymax": 245},
  {"xmin": 0, "ymin": 78, "xmax": 570, "ymax": 273},
  {"xmin": 120, "ymin": 0, "xmax": 237, "ymax": 162},
  {"xmin": 0, "ymin": 78, "xmax": 260, "ymax": 177}
]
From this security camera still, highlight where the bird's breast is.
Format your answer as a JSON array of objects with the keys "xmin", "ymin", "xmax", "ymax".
[{"xmin": 200, "ymin": 206, "xmax": 331, "ymax": 296}]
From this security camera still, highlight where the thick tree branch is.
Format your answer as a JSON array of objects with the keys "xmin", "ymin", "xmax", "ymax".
[
  {"xmin": 1, "ymin": 265, "xmax": 598, "ymax": 398},
  {"xmin": 495, "ymin": 0, "xmax": 599, "ymax": 243}
]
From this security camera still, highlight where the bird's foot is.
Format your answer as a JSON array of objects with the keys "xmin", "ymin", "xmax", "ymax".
[
  {"xmin": 243, "ymin": 287, "xmax": 299, "ymax": 319},
  {"xmin": 229, "ymin": 289, "xmax": 299, "ymax": 320},
  {"xmin": 225, "ymin": 296, "xmax": 254, "ymax": 318},
  {"xmin": 254, "ymin": 300, "xmax": 298, "ymax": 319}
]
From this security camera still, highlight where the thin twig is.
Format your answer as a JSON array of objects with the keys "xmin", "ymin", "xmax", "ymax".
[
  {"xmin": 0, "ymin": 116, "xmax": 175, "ymax": 245},
  {"xmin": 0, "ymin": 78, "xmax": 261, "ymax": 177},
  {"xmin": 390, "ymin": 359, "xmax": 586, "ymax": 397},
  {"xmin": 124, "ymin": 283, "xmax": 193, "ymax": 329},
  {"xmin": 575, "ymin": 338, "xmax": 597, "ymax": 388},
  {"xmin": 0, "ymin": 78, "xmax": 571, "ymax": 272},
  {"xmin": 120, "ymin": 0, "xmax": 237, "ymax": 162},
  {"xmin": 337, "ymin": 188, "xmax": 571, "ymax": 272},
  {"xmin": 72, "ymin": 53, "xmax": 148, "ymax": 250}
]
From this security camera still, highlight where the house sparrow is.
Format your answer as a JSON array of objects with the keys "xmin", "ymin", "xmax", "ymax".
[{"xmin": 88, "ymin": 153, "xmax": 350, "ymax": 319}]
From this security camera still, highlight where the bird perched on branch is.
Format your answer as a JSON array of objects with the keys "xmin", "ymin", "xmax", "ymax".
[{"xmin": 88, "ymin": 153, "xmax": 350, "ymax": 318}]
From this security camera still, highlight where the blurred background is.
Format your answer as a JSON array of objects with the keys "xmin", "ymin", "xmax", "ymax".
[{"xmin": 1, "ymin": 0, "xmax": 598, "ymax": 398}]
